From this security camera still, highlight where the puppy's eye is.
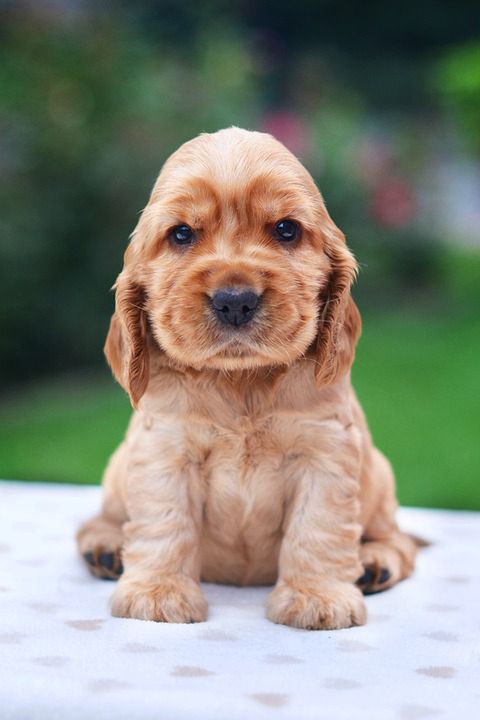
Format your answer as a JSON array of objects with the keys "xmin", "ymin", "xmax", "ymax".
[
  {"xmin": 275, "ymin": 219, "xmax": 298, "ymax": 242},
  {"xmin": 171, "ymin": 224, "xmax": 194, "ymax": 245}
]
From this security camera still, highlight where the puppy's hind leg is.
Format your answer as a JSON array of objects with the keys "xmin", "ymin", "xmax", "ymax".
[
  {"xmin": 358, "ymin": 532, "xmax": 417, "ymax": 595},
  {"xmin": 77, "ymin": 516, "xmax": 124, "ymax": 580},
  {"xmin": 77, "ymin": 444, "xmax": 128, "ymax": 580},
  {"xmin": 357, "ymin": 449, "xmax": 417, "ymax": 595}
]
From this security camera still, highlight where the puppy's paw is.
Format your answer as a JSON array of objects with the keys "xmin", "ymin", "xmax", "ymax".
[
  {"xmin": 83, "ymin": 548, "xmax": 123, "ymax": 580},
  {"xmin": 110, "ymin": 575, "xmax": 208, "ymax": 623},
  {"xmin": 357, "ymin": 537, "xmax": 415, "ymax": 595},
  {"xmin": 266, "ymin": 579, "xmax": 366, "ymax": 630},
  {"xmin": 77, "ymin": 516, "xmax": 124, "ymax": 580}
]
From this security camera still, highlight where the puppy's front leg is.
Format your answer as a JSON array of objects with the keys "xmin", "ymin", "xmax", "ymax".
[
  {"xmin": 110, "ymin": 445, "xmax": 207, "ymax": 623},
  {"xmin": 267, "ymin": 451, "xmax": 366, "ymax": 630}
]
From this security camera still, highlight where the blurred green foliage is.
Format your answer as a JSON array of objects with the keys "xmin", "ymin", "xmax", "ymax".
[{"xmin": 435, "ymin": 42, "xmax": 480, "ymax": 151}]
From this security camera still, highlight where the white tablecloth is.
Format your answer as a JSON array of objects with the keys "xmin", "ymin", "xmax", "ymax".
[{"xmin": 0, "ymin": 481, "xmax": 479, "ymax": 720}]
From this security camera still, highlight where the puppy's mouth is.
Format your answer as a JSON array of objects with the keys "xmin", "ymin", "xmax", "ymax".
[
  {"xmin": 199, "ymin": 286, "xmax": 317, "ymax": 369},
  {"xmin": 154, "ymin": 288, "xmax": 316, "ymax": 371},
  {"xmin": 204, "ymin": 313, "xmax": 304, "ymax": 369},
  {"xmin": 203, "ymin": 288, "xmax": 265, "ymax": 354},
  {"xmin": 195, "ymin": 312, "xmax": 274, "ymax": 368},
  {"xmin": 210, "ymin": 325, "xmax": 263, "ymax": 356}
]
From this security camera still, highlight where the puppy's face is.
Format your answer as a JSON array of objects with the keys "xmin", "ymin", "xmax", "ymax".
[{"xmin": 106, "ymin": 128, "xmax": 360, "ymax": 404}]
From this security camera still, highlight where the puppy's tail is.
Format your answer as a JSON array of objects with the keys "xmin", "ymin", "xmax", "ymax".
[{"xmin": 409, "ymin": 532, "xmax": 432, "ymax": 548}]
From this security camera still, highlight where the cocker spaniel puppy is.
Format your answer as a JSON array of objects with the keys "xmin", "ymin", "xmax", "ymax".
[{"xmin": 77, "ymin": 127, "xmax": 417, "ymax": 630}]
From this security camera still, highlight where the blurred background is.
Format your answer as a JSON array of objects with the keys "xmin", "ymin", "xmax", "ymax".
[{"xmin": 1, "ymin": 0, "xmax": 479, "ymax": 509}]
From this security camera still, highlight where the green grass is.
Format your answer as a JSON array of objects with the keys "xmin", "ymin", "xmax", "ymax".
[
  {"xmin": 1, "ymin": 250, "xmax": 479, "ymax": 509},
  {"xmin": 0, "ymin": 372, "xmax": 131, "ymax": 486},
  {"xmin": 353, "ymin": 311, "xmax": 480, "ymax": 509}
]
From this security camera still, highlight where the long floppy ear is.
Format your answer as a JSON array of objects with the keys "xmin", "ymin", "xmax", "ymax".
[
  {"xmin": 104, "ymin": 271, "xmax": 149, "ymax": 408},
  {"xmin": 315, "ymin": 222, "xmax": 362, "ymax": 387}
]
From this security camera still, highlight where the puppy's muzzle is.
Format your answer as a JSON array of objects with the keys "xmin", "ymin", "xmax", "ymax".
[{"xmin": 211, "ymin": 288, "xmax": 260, "ymax": 327}]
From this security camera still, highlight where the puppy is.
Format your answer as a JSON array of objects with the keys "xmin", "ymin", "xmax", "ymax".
[{"xmin": 77, "ymin": 127, "xmax": 417, "ymax": 629}]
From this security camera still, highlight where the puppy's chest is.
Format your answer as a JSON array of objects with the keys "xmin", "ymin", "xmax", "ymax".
[
  {"xmin": 195, "ymin": 417, "xmax": 290, "ymax": 583},
  {"xmin": 191, "ymin": 411, "xmax": 333, "ymax": 520},
  {"xmin": 197, "ymin": 415, "xmax": 285, "ymax": 493}
]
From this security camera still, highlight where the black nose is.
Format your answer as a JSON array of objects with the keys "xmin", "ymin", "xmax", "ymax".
[{"xmin": 211, "ymin": 288, "xmax": 259, "ymax": 327}]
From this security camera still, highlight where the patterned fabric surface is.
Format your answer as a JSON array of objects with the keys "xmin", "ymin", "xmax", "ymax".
[{"xmin": 0, "ymin": 480, "xmax": 479, "ymax": 720}]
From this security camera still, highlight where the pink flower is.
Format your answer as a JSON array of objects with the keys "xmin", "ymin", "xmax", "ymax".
[
  {"xmin": 370, "ymin": 178, "xmax": 417, "ymax": 228},
  {"xmin": 259, "ymin": 111, "xmax": 310, "ymax": 157}
]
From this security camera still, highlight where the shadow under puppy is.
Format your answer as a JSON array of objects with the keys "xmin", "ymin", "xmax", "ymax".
[{"xmin": 77, "ymin": 127, "xmax": 417, "ymax": 630}]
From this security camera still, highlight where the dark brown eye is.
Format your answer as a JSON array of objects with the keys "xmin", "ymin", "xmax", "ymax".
[
  {"xmin": 171, "ymin": 224, "xmax": 194, "ymax": 245},
  {"xmin": 275, "ymin": 219, "xmax": 298, "ymax": 242}
]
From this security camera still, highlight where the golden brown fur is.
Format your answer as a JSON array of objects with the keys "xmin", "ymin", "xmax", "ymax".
[{"xmin": 77, "ymin": 127, "xmax": 416, "ymax": 629}]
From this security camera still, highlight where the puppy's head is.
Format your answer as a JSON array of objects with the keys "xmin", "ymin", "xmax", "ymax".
[{"xmin": 105, "ymin": 127, "xmax": 361, "ymax": 406}]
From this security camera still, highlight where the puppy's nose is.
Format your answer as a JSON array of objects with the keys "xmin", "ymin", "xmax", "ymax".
[{"xmin": 211, "ymin": 288, "xmax": 259, "ymax": 327}]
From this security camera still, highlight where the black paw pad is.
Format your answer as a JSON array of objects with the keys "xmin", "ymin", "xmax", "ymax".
[
  {"xmin": 378, "ymin": 567, "xmax": 391, "ymax": 585},
  {"xmin": 82, "ymin": 550, "xmax": 123, "ymax": 580},
  {"xmin": 99, "ymin": 552, "xmax": 115, "ymax": 571},
  {"xmin": 357, "ymin": 567, "xmax": 375, "ymax": 586},
  {"xmin": 357, "ymin": 564, "xmax": 392, "ymax": 595},
  {"xmin": 83, "ymin": 551, "xmax": 95, "ymax": 566}
]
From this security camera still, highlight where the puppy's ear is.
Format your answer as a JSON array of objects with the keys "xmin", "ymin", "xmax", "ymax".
[
  {"xmin": 104, "ymin": 271, "xmax": 150, "ymax": 408},
  {"xmin": 315, "ymin": 221, "xmax": 361, "ymax": 387}
]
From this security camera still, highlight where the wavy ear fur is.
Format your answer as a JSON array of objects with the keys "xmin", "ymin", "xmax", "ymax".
[
  {"xmin": 104, "ymin": 271, "xmax": 149, "ymax": 408},
  {"xmin": 315, "ymin": 223, "xmax": 361, "ymax": 387}
]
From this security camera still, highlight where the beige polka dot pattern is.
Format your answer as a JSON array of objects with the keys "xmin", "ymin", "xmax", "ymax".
[
  {"xmin": 399, "ymin": 705, "xmax": 442, "ymax": 719},
  {"xmin": 337, "ymin": 639, "xmax": 377, "ymax": 653},
  {"xmin": 28, "ymin": 602, "xmax": 60, "ymax": 613},
  {"xmin": 264, "ymin": 654, "xmax": 303, "ymax": 665},
  {"xmin": 0, "ymin": 481, "xmax": 478, "ymax": 719},
  {"xmin": 120, "ymin": 642, "xmax": 159, "ymax": 654},
  {"xmin": 31, "ymin": 656, "xmax": 71, "ymax": 667},
  {"xmin": 171, "ymin": 666, "xmax": 215, "ymax": 677},
  {"xmin": 199, "ymin": 629, "xmax": 238, "ymax": 642},
  {"xmin": 249, "ymin": 693, "xmax": 289, "ymax": 708},
  {"xmin": 0, "ymin": 632, "xmax": 26, "ymax": 645},
  {"xmin": 423, "ymin": 631, "xmax": 458, "ymax": 643},
  {"xmin": 88, "ymin": 679, "xmax": 130, "ymax": 693},
  {"xmin": 324, "ymin": 678, "xmax": 362, "ymax": 690},
  {"xmin": 65, "ymin": 619, "xmax": 105, "ymax": 631},
  {"xmin": 415, "ymin": 666, "xmax": 456, "ymax": 679}
]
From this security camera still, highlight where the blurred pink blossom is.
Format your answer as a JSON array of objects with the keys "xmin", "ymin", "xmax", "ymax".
[
  {"xmin": 259, "ymin": 111, "xmax": 310, "ymax": 157},
  {"xmin": 355, "ymin": 137, "xmax": 392, "ymax": 185},
  {"xmin": 370, "ymin": 178, "xmax": 417, "ymax": 228}
]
